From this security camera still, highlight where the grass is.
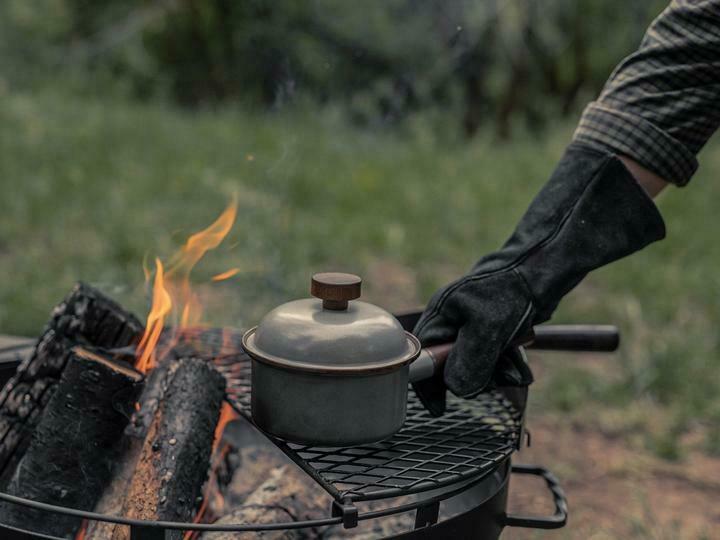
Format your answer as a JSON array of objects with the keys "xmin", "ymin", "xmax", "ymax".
[{"xmin": 1, "ymin": 88, "xmax": 719, "ymax": 456}]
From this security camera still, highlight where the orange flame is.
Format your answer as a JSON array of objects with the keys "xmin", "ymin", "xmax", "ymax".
[
  {"xmin": 183, "ymin": 402, "xmax": 238, "ymax": 539},
  {"xmin": 211, "ymin": 268, "xmax": 240, "ymax": 282},
  {"xmin": 75, "ymin": 520, "xmax": 88, "ymax": 540},
  {"xmin": 134, "ymin": 199, "xmax": 238, "ymax": 373},
  {"xmin": 135, "ymin": 258, "xmax": 172, "ymax": 373},
  {"xmin": 212, "ymin": 402, "xmax": 239, "ymax": 453}
]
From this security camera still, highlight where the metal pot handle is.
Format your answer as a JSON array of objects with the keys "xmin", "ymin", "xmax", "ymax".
[{"xmin": 503, "ymin": 464, "xmax": 568, "ymax": 529}]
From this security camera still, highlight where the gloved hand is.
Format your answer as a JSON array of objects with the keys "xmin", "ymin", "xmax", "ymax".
[{"xmin": 413, "ymin": 143, "xmax": 666, "ymax": 416}]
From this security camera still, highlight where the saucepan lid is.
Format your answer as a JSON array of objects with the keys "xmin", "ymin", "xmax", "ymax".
[{"xmin": 242, "ymin": 273, "xmax": 420, "ymax": 374}]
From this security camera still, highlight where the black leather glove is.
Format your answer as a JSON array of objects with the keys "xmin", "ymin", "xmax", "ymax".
[{"xmin": 413, "ymin": 143, "xmax": 666, "ymax": 416}]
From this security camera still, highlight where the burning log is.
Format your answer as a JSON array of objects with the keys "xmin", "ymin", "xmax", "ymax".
[
  {"xmin": 0, "ymin": 347, "xmax": 143, "ymax": 538},
  {"xmin": 0, "ymin": 283, "xmax": 142, "ymax": 482},
  {"xmin": 110, "ymin": 357, "xmax": 225, "ymax": 540},
  {"xmin": 85, "ymin": 357, "xmax": 176, "ymax": 539},
  {"xmin": 89, "ymin": 344, "xmax": 228, "ymax": 539}
]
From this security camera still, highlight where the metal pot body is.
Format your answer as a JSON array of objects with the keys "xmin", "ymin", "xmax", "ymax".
[{"xmin": 251, "ymin": 358, "xmax": 409, "ymax": 446}]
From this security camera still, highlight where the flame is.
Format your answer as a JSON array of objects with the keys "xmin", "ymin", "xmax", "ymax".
[
  {"xmin": 211, "ymin": 268, "xmax": 240, "ymax": 282},
  {"xmin": 75, "ymin": 521, "xmax": 87, "ymax": 540},
  {"xmin": 142, "ymin": 252, "xmax": 152, "ymax": 284},
  {"xmin": 134, "ymin": 199, "xmax": 238, "ymax": 373},
  {"xmin": 135, "ymin": 258, "xmax": 172, "ymax": 373},
  {"xmin": 212, "ymin": 402, "xmax": 239, "ymax": 453},
  {"xmin": 134, "ymin": 200, "xmax": 241, "ymax": 536}
]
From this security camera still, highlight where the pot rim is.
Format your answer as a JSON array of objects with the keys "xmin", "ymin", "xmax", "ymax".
[{"xmin": 242, "ymin": 326, "xmax": 421, "ymax": 375}]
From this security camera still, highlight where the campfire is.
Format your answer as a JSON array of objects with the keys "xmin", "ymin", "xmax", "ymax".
[
  {"xmin": 0, "ymin": 199, "xmax": 620, "ymax": 539},
  {"xmin": 0, "ymin": 201, "xmax": 325, "ymax": 539}
]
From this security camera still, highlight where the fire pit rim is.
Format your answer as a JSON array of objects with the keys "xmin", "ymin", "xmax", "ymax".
[{"xmin": 0, "ymin": 462, "xmax": 510, "ymax": 534}]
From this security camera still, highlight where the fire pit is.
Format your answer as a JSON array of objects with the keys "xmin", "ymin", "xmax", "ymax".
[
  {"xmin": 0, "ymin": 202, "xmax": 622, "ymax": 539},
  {"xmin": 0, "ymin": 308, "xmax": 590, "ymax": 540}
]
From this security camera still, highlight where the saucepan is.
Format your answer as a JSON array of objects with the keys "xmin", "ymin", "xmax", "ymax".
[{"xmin": 242, "ymin": 272, "xmax": 618, "ymax": 446}]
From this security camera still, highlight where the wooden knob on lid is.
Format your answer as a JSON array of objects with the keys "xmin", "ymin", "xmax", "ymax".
[{"xmin": 311, "ymin": 272, "xmax": 362, "ymax": 311}]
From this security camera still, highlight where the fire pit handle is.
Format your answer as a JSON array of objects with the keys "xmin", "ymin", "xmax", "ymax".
[{"xmin": 504, "ymin": 464, "xmax": 568, "ymax": 530}]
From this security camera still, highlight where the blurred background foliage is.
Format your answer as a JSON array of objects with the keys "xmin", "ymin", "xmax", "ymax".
[
  {"xmin": 1, "ymin": 1, "xmax": 718, "ymax": 516},
  {"xmin": 1, "ymin": 0, "xmax": 666, "ymax": 136}
]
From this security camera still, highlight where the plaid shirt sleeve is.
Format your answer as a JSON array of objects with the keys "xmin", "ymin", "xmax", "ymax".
[{"xmin": 573, "ymin": 0, "xmax": 720, "ymax": 186}]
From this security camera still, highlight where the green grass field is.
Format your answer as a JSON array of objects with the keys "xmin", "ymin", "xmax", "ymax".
[{"xmin": 1, "ymin": 88, "xmax": 718, "ymax": 458}]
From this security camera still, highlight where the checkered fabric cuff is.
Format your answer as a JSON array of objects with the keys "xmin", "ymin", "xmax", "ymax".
[{"xmin": 573, "ymin": 102, "xmax": 698, "ymax": 186}]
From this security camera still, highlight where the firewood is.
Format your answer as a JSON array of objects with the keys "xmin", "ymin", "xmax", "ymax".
[
  {"xmin": 111, "ymin": 357, "xmax": 225, "ymax": 540},
  {"xmin": 85, "ymin": 357, "xmax": 176, "ymax": 540},
  {"xmin": 0, "ymin": 347, "xmax": 143, "ymax": 538},
  {"xmin": 88, "ymin": 336, "xmax": 226, "ymax": 540},
  {"xmin": 0, "ymin": 283, "xmax": 142, "ymax": 482},
  {"xmin": 201, "ymin": 465, "xmax": 328, "ymax": 540}
]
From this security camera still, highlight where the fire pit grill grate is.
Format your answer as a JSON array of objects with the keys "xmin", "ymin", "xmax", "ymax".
[
  {"xmin": 0, "ymin": 328, "xmax": 523, "ymax": 507},
  {"xmin": 213, "ymin": 348, "xmax": 523, "ymax": 503}
]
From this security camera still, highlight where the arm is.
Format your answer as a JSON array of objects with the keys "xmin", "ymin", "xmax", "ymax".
[
  {"xmin": 620, "ymin": 156, "xmax": 668, "ymax": 198},
  {"xmin": 584, "ymin": 0, "xmax": 720, "ymax": 199},
  {"xmin": 413, "ymin": 0, "xmax": 720, "ymax": 415},
  {"xmin": 575, "ymin": 0, "xmax": 720, "ymax": 187},
  {"xmin": 583, "ymin": 0, "xmax": 720, "ymax": 198}
]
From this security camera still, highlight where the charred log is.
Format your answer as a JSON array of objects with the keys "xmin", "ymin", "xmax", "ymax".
[
  {"xmin": 111, "ymin": 357, "xmax": 225, "ymax": 540},
  {"xmin": 0, "ymin": 283, "xmax": 142, "ymax": 482},
  {"xmin": 86, "ymin": 356, "xmax": 176, "ymax": 540},
  {"xmin": 125, "ymin": 355, "xmax": 175, "ymax": 438},
  {"xmin": 47, "ymin": 282, "xmax": 143, "ymax": 346},
  {"xmin": 89, "ymin": 335, "xmax": 229, "ymax": 540},
  {"xmin": 0, "ymin": 347, "xmax": 143, "ymax": 538}
]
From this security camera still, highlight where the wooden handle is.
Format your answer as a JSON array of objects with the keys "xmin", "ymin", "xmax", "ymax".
[
  {"xmin": 311, "ymin": 272, "xmax": 362, "ymax": 310},
  {"xmin": 409, "ymin": 343, "xmax": 452, "ymax": 383},
  {"xmin": 409, "ymin": 324, "xmax": 620, "ymax": 383},
  {"xmin": 528, "ymin": 325, "xmax": 619, "ymax": 352},
  {"xmin": 423, "ymin": 343, "xmax": 453, "ymax": 375}
]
